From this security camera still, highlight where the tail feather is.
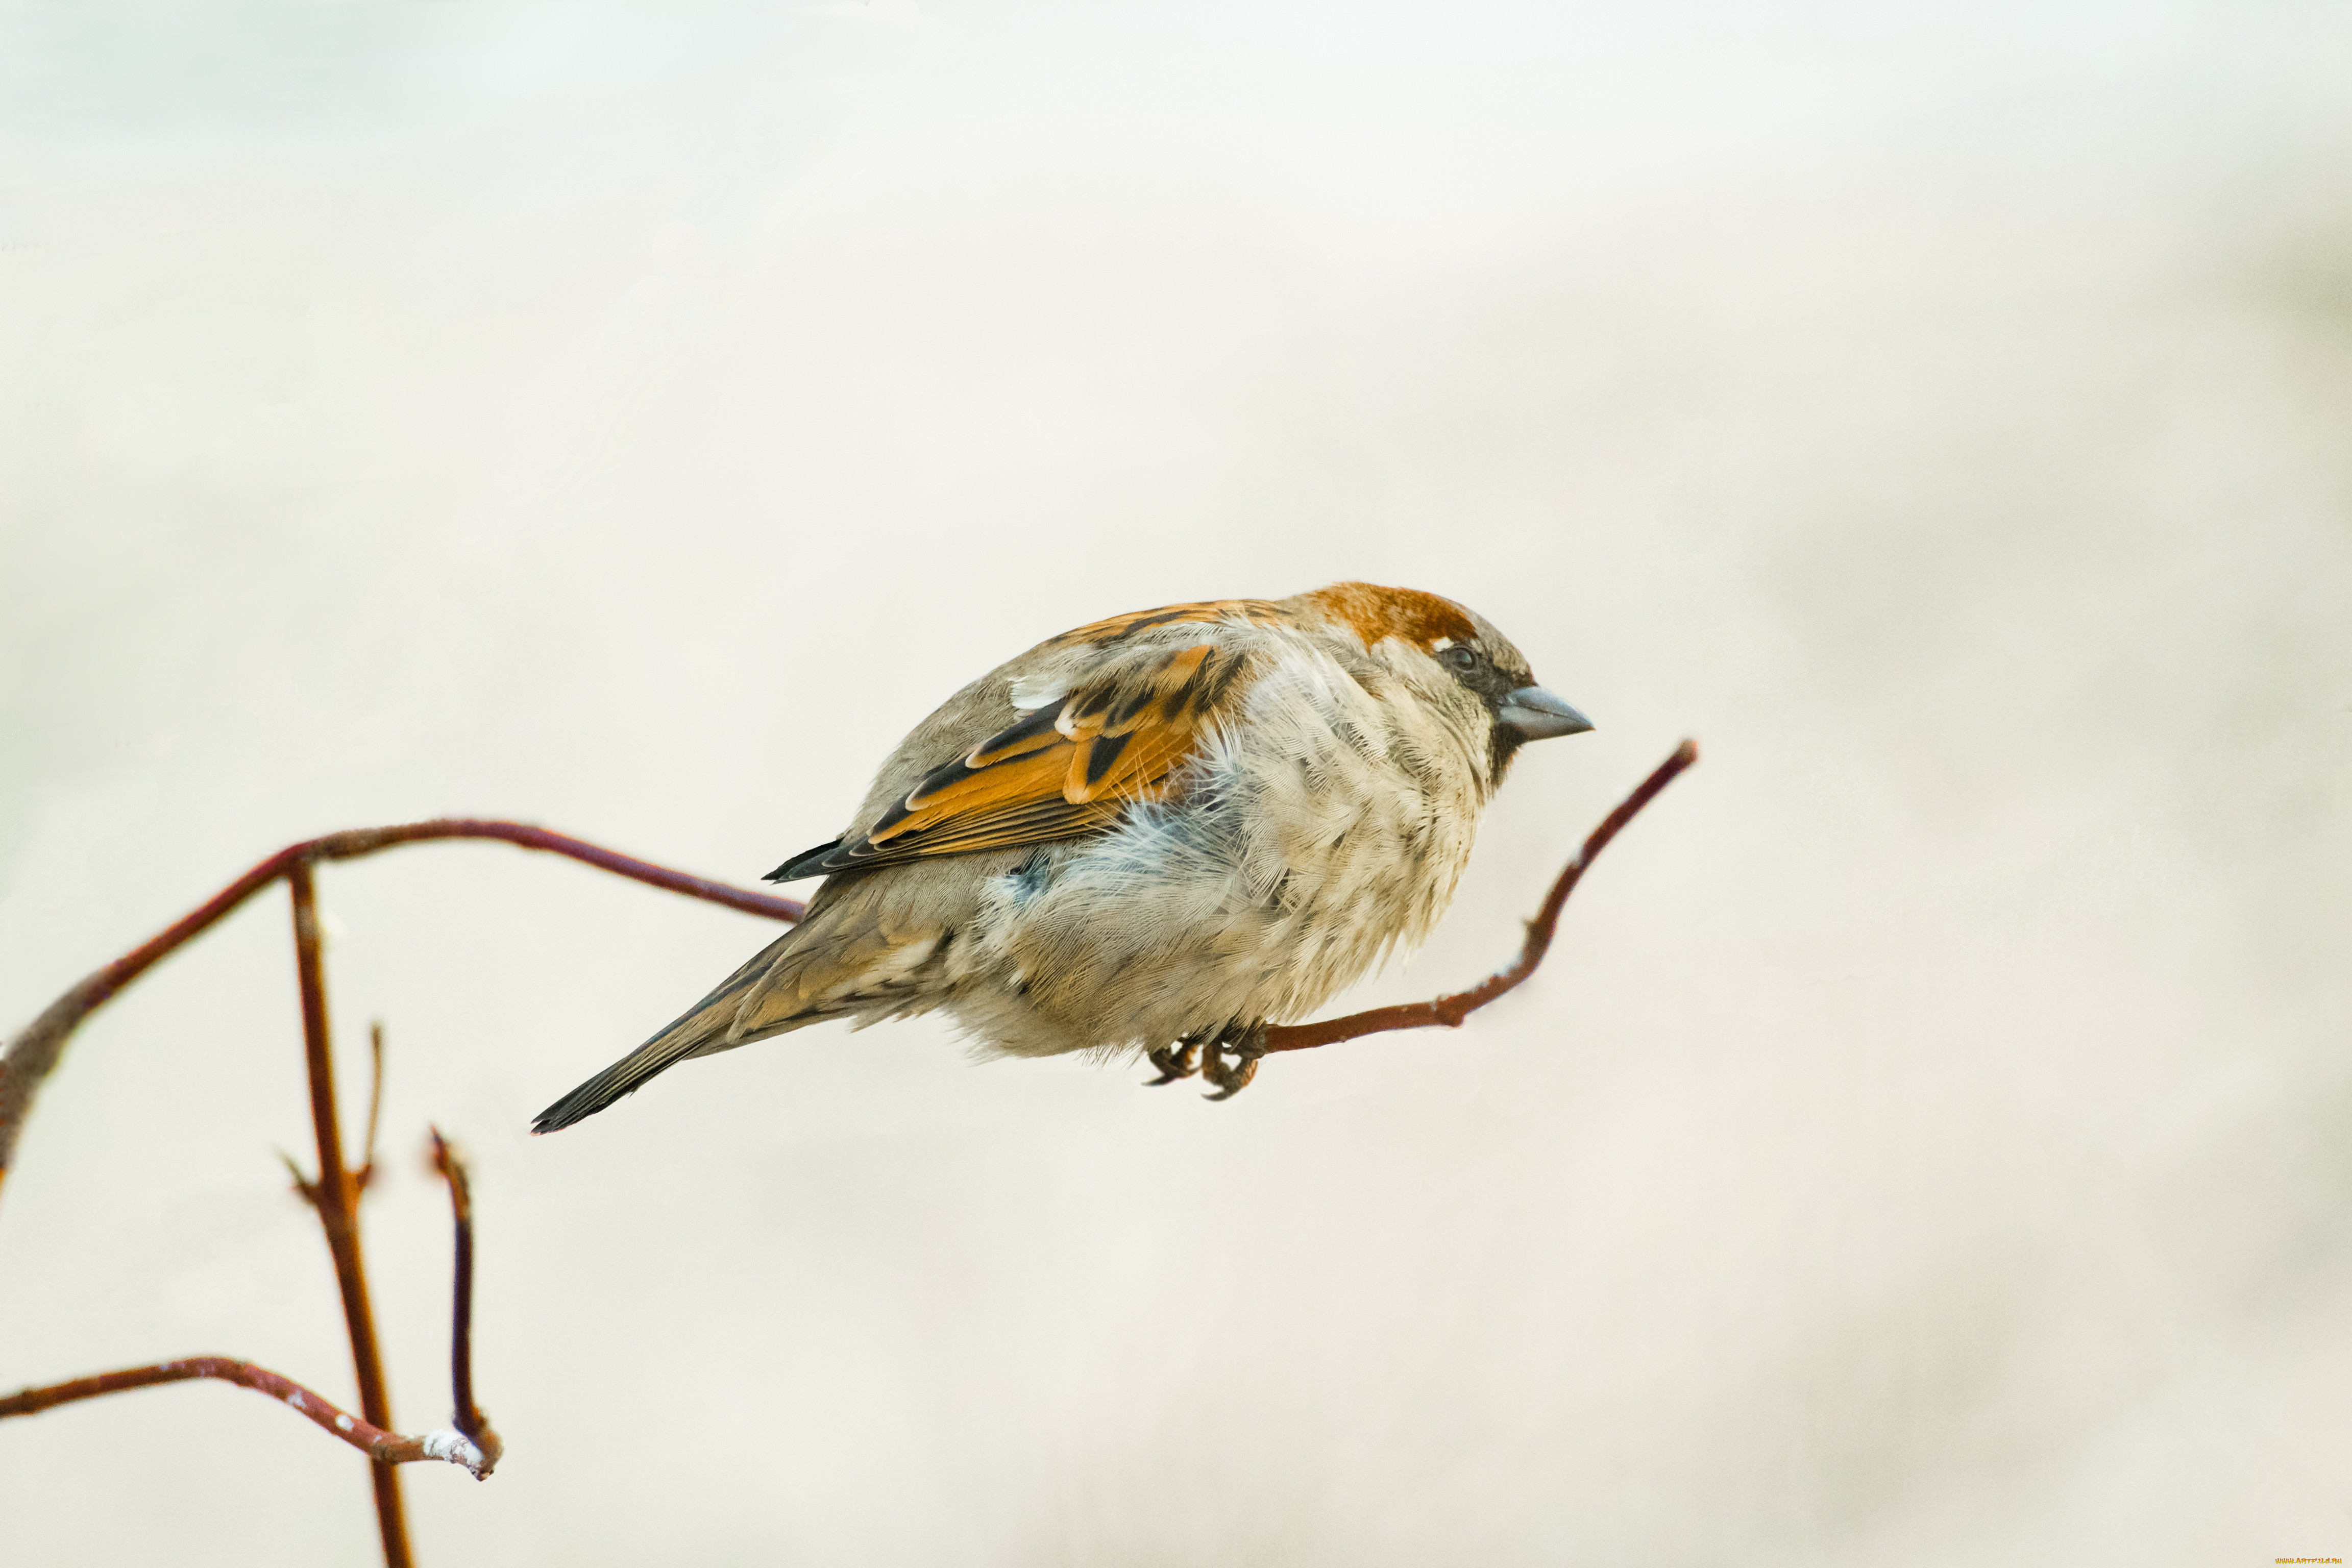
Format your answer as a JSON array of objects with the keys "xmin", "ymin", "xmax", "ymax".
[
  {"xmin": 530, "ymin": 1029, "xmax": 714, "ymax": 1134},
  {"xmin": 532, "ymin": 934, "xmax": 788, "ymax": 1134},
  {"xmin": 532, "ymin": 878, "xmax": 947, "ymax": 1134}
]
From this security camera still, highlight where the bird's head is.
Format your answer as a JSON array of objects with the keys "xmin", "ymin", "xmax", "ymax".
[{"xmin": 1291, "ymin": 580, "xmax": 1592, "ymax": 783}]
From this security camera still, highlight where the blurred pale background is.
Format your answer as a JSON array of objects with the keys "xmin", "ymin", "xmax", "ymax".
[{"xmin": 4, "ymin": 2, "xmax": 2350, "ymax": 1563}]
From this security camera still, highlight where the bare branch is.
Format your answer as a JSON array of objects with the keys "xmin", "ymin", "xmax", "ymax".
[
  {"xmin": 1, "ymin": 820, "xmax": 805, "ymax": 1197},
  {"xmin": 290, "ymin": 859, "xmax": 414, "ymax": 1566},
  {"xmin": 1258, "ymin": 739, "xmax": 1698, "ymax": 1055},
  {"xmin": 0, "ymin": 1359, "xmax": 495, "ymax": 1479},
  {"xmin": 280, "ymin": 1148, "xmax": 321, "ymax": 1208},
  {"xmin": 429, "ymin": 1129, "xmax": 502, "ymax": 1477},
  {"xmin": 3, "ymin": 1128, "xmax": 509, "ymax": 1503},
  {"xmin": 0, "ymin": 820, "xmax": 807, "ymax": 1557}
]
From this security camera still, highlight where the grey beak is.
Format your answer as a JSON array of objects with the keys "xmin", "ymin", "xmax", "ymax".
[{"xmin": 1498, "ymin": 685, "xmax": 1594, "ymax": 742}]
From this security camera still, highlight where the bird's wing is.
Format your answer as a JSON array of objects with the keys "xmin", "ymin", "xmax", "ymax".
[{"xmin": 767, "ymin": 640, "xmax": 1251, "ymax": 881}]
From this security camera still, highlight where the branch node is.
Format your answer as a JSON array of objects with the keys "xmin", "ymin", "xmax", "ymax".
[
  {"xmin": 419, "ymin": 1427, "xmax": 491, "ymax": 1480},
  {"xmin": 278, "ymin": 1149, "xmax": 320, "ymax": 1208}
]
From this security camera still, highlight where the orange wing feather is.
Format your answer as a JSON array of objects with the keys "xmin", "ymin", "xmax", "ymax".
[{"xmin": 780, "ymin": 643, "xmax": 1246, "ymax": 879}]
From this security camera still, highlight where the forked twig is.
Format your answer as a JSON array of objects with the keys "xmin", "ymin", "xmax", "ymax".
[
  {"xmin": 0, "ymin": 820, "xmax": 806, "ymax": 1197},
  {"xmin": 0, "ymin": 1359, "xmax": 496, "ymax": 1479},
  {"xmin": 288, "ymin": 857, "xmax": 412, "ymax": 1565},
  {"xmin": 0, "ymin": 821, "xmax": 805, "ymax": 1564},
  {"xmin": 4, "ymin": 1131, "xmax": 509, "ymax": 1484}
]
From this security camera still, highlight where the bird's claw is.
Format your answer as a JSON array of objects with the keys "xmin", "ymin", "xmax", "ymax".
[
  {"xmin": 1144, "ymin": 1025, "xmax": 1263, "ymax": 1097},
  {"xmin": 1200, "ymin": 1025, "xmax": 1265, "ymax": 1101},
  {"xmin": 1145, "ymin": 1038, "xmax": 1202, "ymax": 1085}
]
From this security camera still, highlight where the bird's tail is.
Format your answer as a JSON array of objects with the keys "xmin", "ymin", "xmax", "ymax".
[{"xmin": 531, "ymin": 929, "xmax": 799, "ymax": 1134}]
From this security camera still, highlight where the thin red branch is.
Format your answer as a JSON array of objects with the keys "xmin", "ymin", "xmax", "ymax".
[
  {"xmin": 429, "ymin": 1129, "xmax": 502, "ymax": 1476},
  {"xmin": 1, "ymin": 819, "xmax": 804, "ymax": 1195},
  {"xmin": 357, "ymin": 1021, "xmax": 386, "ymax": 1191},
  {"xmin": 1259, "ymin": 739, "xmax": 1698, "ymax": 1054},
  {"xmin": 0, "ymin": 1358, "xmax": 496, "ymax": 1478},
  {"xmin": 290, "ymin": 859, "xmax": 413, "ymax": 1568}
]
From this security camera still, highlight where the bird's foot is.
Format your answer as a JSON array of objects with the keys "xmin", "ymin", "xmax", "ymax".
[
  {"xmin": 1145, "ymin": 1036, "xmax": 1202, "ymax": 1085},
  {"xmin": 1200, "ymin": 1024, "xmax": 1266, "ymax": 1102}
]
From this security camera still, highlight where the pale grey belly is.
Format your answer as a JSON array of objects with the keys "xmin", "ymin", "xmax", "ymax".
[{"xmin": 939, "ymin": 788, "xmax": 1466, "ymax": 1058}]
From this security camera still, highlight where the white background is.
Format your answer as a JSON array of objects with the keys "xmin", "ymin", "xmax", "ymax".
[{"xmin": 4, "ymin": 2, "xmax": 2350, "ymax": 1563}]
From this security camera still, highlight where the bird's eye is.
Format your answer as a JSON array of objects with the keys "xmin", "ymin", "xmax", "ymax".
[{"xmin": 1441, "ymin": 645, "xmax": 1478, "ymax": 672}]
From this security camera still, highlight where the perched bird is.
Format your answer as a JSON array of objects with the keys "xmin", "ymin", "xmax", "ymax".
[{"xmin": 532, "ymin": 582, "xmax": 1590, "ymax": 1131}]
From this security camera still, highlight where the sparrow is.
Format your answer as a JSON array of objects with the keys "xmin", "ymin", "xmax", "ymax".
[{"xmin": 533, "ymin": 581, "xmax": 1590, "ymax": 1131}]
